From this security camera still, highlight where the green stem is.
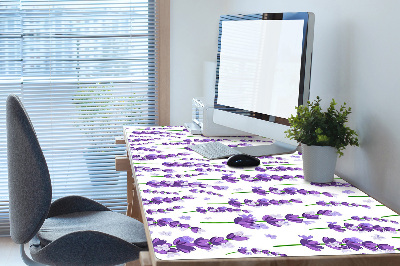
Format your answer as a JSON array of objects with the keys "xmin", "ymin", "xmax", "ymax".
[
  {"xmin": 225, "ymin": 252, "xmax": 237, "ymax": 255},
  {"xmin": 200, "ymin": 222, "xmax": 235, "ymax": 224},
  {"xmin": 273, "ymin": 244, "xmax": 303, "ymax": 247}
]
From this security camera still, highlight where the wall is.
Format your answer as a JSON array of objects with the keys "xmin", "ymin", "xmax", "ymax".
[
  {"xmin": 170, "ymin": 0, "xmax": 400, "ymax": 213},
  {"xmin": 170, "ymin": 0, "xmax": 227, "ymax": 125}
]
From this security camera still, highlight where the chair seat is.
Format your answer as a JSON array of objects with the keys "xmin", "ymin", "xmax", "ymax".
[{"xmin": 37, "ymin": 211, "xmax": 147, "ymax": 248}]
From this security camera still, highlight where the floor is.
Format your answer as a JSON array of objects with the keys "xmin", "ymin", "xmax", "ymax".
[
  {"xmin": 0, "ymin": 237, "xmax": 26, "ymax": 266},
  {"xmin": 0, "ymin": 236, "xmax": 141, "ymax": 266}
]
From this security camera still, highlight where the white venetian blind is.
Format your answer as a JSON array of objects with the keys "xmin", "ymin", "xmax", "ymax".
[{"xmin": 0, "ymin": 0, "xmax": 159, "ymax": 236}]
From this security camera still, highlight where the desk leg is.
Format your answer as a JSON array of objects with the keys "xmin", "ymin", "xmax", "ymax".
[
  {"xmin": 127, "ymin": 169, "xmax": 143, "ymax": 222},
  {"xmin": 124, "ymin": 252, "xmax": 151, "ymax": 266},
  {"xmin": 139, "ymin": 252, "xmax": 152, "ymax": 266},
  {"xmin": 126, "ymin": 169, "xmax": 134, "ymax": 217}
]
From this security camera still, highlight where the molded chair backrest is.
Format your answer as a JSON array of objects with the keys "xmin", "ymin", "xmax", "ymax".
[{"xmin": 7, "ymin": 94, "xmax": 52, "ymax": 244}]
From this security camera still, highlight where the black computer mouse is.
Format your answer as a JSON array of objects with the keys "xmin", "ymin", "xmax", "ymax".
[{"xmin": 227, "ymin": 154, "xmax": 260, "ymax": 167}]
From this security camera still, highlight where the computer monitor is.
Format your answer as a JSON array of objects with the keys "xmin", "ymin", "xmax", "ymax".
[{"xmin": 213, "ymin": 12, "xmax": 315, "ymax": 156}]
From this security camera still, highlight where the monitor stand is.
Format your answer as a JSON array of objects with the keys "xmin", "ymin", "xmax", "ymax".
[{"xmin": 233, "ymin": 141, "xmax": 298, "ymax": 157}]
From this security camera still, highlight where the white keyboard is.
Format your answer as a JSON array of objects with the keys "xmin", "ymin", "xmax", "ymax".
[{"xmin": 188, "ymin": 141, "xmax": 243, "ymax": 160}]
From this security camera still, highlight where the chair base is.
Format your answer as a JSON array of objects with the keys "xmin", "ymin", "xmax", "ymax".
[{"xmin": 20, "ymin": 244, "xmax": 45, "ymax": 266}]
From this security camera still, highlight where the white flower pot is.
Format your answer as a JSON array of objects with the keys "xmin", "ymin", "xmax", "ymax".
[{"xmin": 301, "ymin": 144, "xmax": 338, "ymax": 183}]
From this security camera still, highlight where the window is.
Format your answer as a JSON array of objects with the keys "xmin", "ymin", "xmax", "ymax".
[{"xmin": 0, "ymin": 0, "xmax": 169, "ymax": 236}]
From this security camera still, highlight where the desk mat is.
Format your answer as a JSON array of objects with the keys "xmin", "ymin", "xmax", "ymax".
[{"xmin": 124, "ymin": 126, "xmax": 400, "ymax": 260}]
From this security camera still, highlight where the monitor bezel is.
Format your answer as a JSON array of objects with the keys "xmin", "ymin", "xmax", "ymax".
[{"xmin": 213, "ymin": 12, "xmax": 314, "ymax": 126}]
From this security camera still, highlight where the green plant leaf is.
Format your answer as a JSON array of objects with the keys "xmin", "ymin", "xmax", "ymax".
[{"xmin": 285, "ymin": 97, "xmax": 359, "ymax": 157}]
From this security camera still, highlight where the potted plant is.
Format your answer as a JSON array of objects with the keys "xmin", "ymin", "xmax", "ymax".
[
  {"xmin": 72, "ymin": 84, "xmax": 134, "ymax": 186},
  {"xmin": 285, "ymin": 96, "xmax": 359, "ymax": 183}
]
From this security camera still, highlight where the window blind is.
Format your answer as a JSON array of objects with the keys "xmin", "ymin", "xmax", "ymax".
[{"xmin": 0, "ymin": 0, "xmax": 159, "ymax": 236}]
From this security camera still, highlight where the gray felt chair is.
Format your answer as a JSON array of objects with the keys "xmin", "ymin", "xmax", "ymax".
[{"xmin": 6, "ymin": 94, "xmax": 148, "ymax": 266}]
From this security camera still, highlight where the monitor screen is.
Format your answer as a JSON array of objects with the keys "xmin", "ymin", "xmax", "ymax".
[
  {"xmin": 217, "ymin": 19, "xmax": 304, "ymax": 118},
  {"xmin": 213, "ymin": 13, "xmax": 315, "ymax": 156}
]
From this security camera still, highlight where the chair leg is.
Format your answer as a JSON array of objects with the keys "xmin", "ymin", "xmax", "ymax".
[{"xmin": 20, "ymin": 244, "xmax": 45, "ymax": 266}]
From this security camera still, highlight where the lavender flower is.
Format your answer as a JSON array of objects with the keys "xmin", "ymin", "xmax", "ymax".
[
  {"xmin": 180, "ymin": 224, "xmax": 190, "ymax": 229},
  {"xmin": 173, "ymin": 237, "xmax": 196, "ymax": 253},
  {"xmin": 254, "ymin": 174, "xmax": 271, "ymax": 181},
  {"xmin": 151, "ymin": 218, "xmax": 203, "ymax": 233},
  {"xmin": 212, "ymin": 185, "xmax": 228, "ymax": 190},
  {"xmin": 362, "ymin": 241, "xmax": 378, "ymax": 251},
  {"xmin": 251, "ymin": 248, "xmax": 259, "ymax": 254},
  {"xmin": 252, "ymin": 187, "xmax": 267, "ymax": 196},
  {"xmin": 222, "ymin": 175, "xmax": 239, "ymax": 183},
  {"xmin": 189, "ymin": 189, "xmax": 223, "ymax": 197},
  {"xmin": 322, "ymin": 237, "xmax": 342, "ymax": 250},
  {"xmin": 152, "ymin": 232, "xmax": 251, "ymax": 255},
  {"xmin": 316, "ymin": 201, "xmax": 370, "ymax": 209},
  {"xmin": 285, "ymin": 214, "xmax": 303, "ymax": 223},
  {"xmin": 283, "ymin": 187, "xmax": 297, "ymax": 195},
  {"xmin": 151, "ymin": 197, "xmax": 164, "ymax": 204},
  {"xmin": 191, "ymin": 227, "xmax": 200, "ymax": 233},
  {"xmin": 384, "ymin": 226, "xmax": 397, "ymax": 233},
  {"xmin": 378, "ymin": 244, "xmax": 394, "ymax": 251},
  {"xmin": 343, "ymin": 238, "xmax": 363, "ymax": 251},
  {"xmin": 317, "ymin": 210, "xmax": 333, "ymax": 215},
  {"xmin": 143, "ymin": 195, "xmax": 195, "ymax": 205},
  {"xmin": 157, "ymin": 218, "xmax": 172, "ymax": 226},
  {"xmin": 152, "ymin": 238, "xmax": 173, "ymax": 254},
  {"xmin": 328, "ymin": 222, "xmax": 346, "ymax": 232},
  {"xmin": 351, "ymin": 215, "xmax": 399, "ymax": 224},
  {"xmin": 194, "ymin": 237, "xmax": 212, "ymax": 250},
  {"xmin": 228, "ymin": 198, "xmax": 242, "ymax": 208},
  {"xmin": 256, "ymin": 198, "xmax": 270, "ymax": 206},
  {"xmin": 237, "ymin": 247, "xmax": 287, "ymax": 257},
  {"xmin": 326, "ymin": 221, "xmax": 399, "ymax": 233},
  {"xmin": 344, "ymin": 223, "xmax": 358, "ymax": 231},
  {"xmin": 262, "ymin": 215, "xmax": 285, "ymax": 227},
  {"xmin": 358, "ymin": 223, "xmax": 374, "ymax": 232},
  {"xmin": 342, "ymin": 190, "xmax": 355, "ymax": 194},
  {"xmin": 146, "ymin": 206, "xmax": 182, "ymax": 215},
  {"xmin": 226, "ymin": 232, "xmax": 249, "ymax": 241},
  {"xmin": 209, "ymin": 236, "xmax": 228, "ymax": 246},
  {"xmin": 265, "ymin": 234, "xmax": 277, "ymax": 239},
  {"xmin": 238, "ymin": 247, "xmax": 252, "ymax": 255},
  {"xmin": 195, "ymin": 207, "xmax": 206, "ymax": 214},
  {"xmin": 146, "ymin": 180, "xmax": 208, "ymax": 189},
  {"xmin": 302, "ymin": 212, "xmax": 319, "ymax": 219},
  {"xmin": 234, "ymin": 214, "xmax": 260, "ymax": 229},
  {"xmin": 169, "ymin": 221, "xmax": 180, "ymax": 227},
  {"xmin": 299, "ymin": 235, "xmax": 324, "ymax": 251},
  {"xmin": 261, "ymin": 187, "xmax": 335, "ymax": 197}
]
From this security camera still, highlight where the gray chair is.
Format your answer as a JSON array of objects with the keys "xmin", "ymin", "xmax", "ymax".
[{"xmin": 6, "ymin": 94, "xmax": 148, "ymax": 265}]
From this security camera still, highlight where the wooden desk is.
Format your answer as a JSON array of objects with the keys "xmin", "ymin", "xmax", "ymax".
[{"xmin": 121, "ymin": 126, "xmax": 400, "ymax": 266}]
